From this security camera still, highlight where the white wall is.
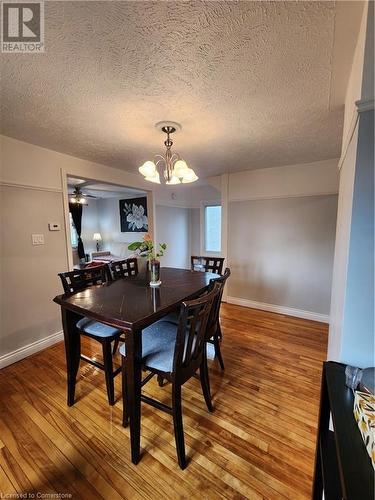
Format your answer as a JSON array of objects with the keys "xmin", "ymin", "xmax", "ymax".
[
  {"xmin": 327, "ymin": 1, "xmax": 374, "ymax": 367},
  {"xmin": 153, "ymin": 183, "xmax": 221, "ymax": 209},
  {"xmin": 341, "ymin": 109, "xmax": 374, "ymax": 366},
  {"xmin": 215, "ymin": 159, "xmax": 340, "ymax": 321},
  {"xmin": 190, "ymin": 208, "xmax": 201, "ymax": 256},
  {"xmin": 0, "ymin": 135, "xmax": 155, "ymax": 367},
  {"xmin": 228, "ymin": 196, "xmax": 338, "ymax": 317},
  {"xmin": 155, "ymin": 205, "xmax": 191, "ymax": 269},
  {"xmin": 0, "ymin": 132, "xmax": 343, "ymax": 367},
  {"xmin": 341, "ymin": 1, "xmax": 367, "ymax": 148},
  {"xmin": 228, "ymin": 159, "xmax": 339, "ymax": 201},
  {"xmin": 0, "ymin": 186, "xmax": 67, "ymax": 358},
  {"xmin": 97, "ymin": 196, "xmax": 147, "ymax": 252},
  {"xmin": 327, "ymin": 127, "xmax": 358, "ymax": 359}
]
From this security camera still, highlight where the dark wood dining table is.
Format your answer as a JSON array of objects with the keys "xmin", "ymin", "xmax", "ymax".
[{"xmin": 53, "ymin": 267, "xmax": 218, "ymax": 464}]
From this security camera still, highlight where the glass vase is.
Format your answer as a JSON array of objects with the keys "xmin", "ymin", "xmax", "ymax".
[{"xmin": 150, "ymin": 259, "xmax": 161, "ymax": 287}]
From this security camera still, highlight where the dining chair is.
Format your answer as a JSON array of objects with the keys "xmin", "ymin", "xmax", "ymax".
[
  {"xmin": 162, "ymin": 268, "xmax": 231, "ymax": 371},
  {"xmin": 109, "ymin": 258, "xmax": 139, "ymax": 355},
  {"xmin": 120, "ymin": 283, "xmax": 220, "ymax": 469},
  {"xmin": 205, "ymin": 268, "xmax": 231, "ymax": 370},
  {"xmin": 59, "ymin": 264, "xmax": 111, "ymax": 293},
  {"xmin": 109, "ymin": 258, "xmax": 138, "ymax": 280},
  {"xmin": 58, "ymin": 265, "xmax": 122, "ymax": 405},
  {"xmin": 191, "ymin": 255, "xmax": 225, "ymax": 275}
]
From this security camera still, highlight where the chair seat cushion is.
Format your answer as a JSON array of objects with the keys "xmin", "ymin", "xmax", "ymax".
[
  {"xmin": 76, "ymin": 317, "xmax": 122, "ymax": 338},
  {"xmin": 119, "ymin": 321, "xmax": 178, "ymax": 372},
  {"xmin": 160, "ymin": 311, "xmax": 179, "ymax": 324}
]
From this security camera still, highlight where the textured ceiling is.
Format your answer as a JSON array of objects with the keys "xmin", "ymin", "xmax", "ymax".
[
  {"xmin": 67, "ymin": 177, "xmax": 146, "ymax": 198},
  {"xmin": 1, "ymin": 1, "xmax": 348, "ymax": 178}
]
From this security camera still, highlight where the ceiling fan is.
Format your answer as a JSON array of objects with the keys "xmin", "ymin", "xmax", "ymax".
[{"xmin": 68, "ymin": 186, "xmax": 97, "ymax": 205}]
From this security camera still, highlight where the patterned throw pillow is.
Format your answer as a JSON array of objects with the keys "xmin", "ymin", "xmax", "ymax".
[{"xmin": 353, "ymin": 391, "xmax": 375, "ymax": 469}]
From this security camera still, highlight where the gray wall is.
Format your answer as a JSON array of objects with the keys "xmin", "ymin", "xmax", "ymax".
[
  {"xmin": 190, "ymin": 208, "xmax": 201, "ymax": 256},
  {"xmin": 341, "ymin": 110, "xmax": 374, "ymax": 366},
  {"xmin": 98, "ymin": 197, "xmax": 147, "ymax": 250},
  {"xmin": 155, "ymin": 205, "xmax": 190, "ymax": 269},
  {"xmin": 0, "ymin": 186, "xmax": 67, "ymax": 356},
  {"xmin": 228, "ymin": 195, "xmax": 338, "ymax": 315}
]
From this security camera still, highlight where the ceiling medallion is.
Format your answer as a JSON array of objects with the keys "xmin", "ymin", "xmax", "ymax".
[{"xmin": 138, "ymin": 122, "xmax": 198, "ymax": 185}]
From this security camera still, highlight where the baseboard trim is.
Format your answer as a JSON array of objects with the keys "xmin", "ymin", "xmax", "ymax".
[
  {"xmin": 226, "ymin": 296, "xmax": 330, "ymax": 323},
  {"xmin": 0, "ymin": 330, "xmax": 64, "ymax": 369}
]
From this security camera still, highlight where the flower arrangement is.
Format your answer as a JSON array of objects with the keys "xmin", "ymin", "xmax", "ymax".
[
  {"xmin": 128, "ymin": 233, "xmax": 166, "ymax": 262},
  {"xmin": 128, "ymin": 234, "xmax": 166, "ymax": 286}
]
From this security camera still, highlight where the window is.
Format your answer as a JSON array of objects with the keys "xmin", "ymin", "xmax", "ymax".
[
  {"xmin": 70, "ymin": 213, "xmax": 78, "ymax": 248},
  {"xmin": 204, "ymin": 205, "xmax": 221, "ymax": 253}
]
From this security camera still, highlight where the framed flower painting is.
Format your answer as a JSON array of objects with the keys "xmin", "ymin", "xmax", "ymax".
[{"xmin": 119, "ymin": 197, "xmax": 148, "ymax": 232}]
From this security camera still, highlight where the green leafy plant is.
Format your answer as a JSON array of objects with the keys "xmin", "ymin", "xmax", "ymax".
[{"xmin": 128, "ymin": 233, "xmax": 167, "ymax": 261}]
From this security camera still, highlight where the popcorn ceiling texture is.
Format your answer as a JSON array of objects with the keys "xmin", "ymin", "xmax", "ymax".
[{"xmin": 0, "ymin": 1, "xmax": 343, "ymax": 178}]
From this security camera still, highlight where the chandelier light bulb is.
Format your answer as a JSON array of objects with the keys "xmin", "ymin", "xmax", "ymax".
[
  {"xmin": 182, "ymin": 168, "xmax": 199, "ymax": 183},
  {"xmin": 166, "ymin": 175, "xmax": 181, "ymax": 185},
  {"xmin": 173, "ymin": 159, "xmax": 189, "ymax": 178},
  {"xmin": 145, "ymin": 171, "xmax": 161, "ymax": 184},
  {"xmin": 139, "ymin": 160, "xmax": 157, "ymax": 177}
]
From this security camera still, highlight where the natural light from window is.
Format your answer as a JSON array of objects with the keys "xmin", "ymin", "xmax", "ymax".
[
  {"xmin": 70, "ymin": 213, "xmax": 78, "ymax": 248},
  {"xmin": 205, "ymin": 205, "xmax": 221, "ymax": 253}
]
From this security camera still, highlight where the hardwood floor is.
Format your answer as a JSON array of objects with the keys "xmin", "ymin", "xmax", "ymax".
[{"xmin": 0, "ymin": 304, "xmax": 328, "ymax": 499}]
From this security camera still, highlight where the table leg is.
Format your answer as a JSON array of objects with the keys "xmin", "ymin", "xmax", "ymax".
[
  {"xmin": 125, "ymin": 327, "xmax": 142, "ymax": 464},
  {"xmin": 61, "ymin": 308, "xmax": 81, "ymax": 407}
]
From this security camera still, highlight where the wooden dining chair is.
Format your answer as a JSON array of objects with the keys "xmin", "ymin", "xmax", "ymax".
[
  {"xmin": 120, "ymin": 283, "xmax": 220, "ymax": 469},
  {"xmin": 58, "ymin": 265, "xmax": 122, "ymax": 405},
  {"xmin": 206, "ymin": 268, "xmax": 231, "ymax": 370},
  {"xmin": 109, "ymin": 258, "xmax": 138, "ymax": 280},
  {"xmin": 59, "ymin": 264, "xmax": 111, "ymax": 293},
  {"xmin": 161, "ymin": 268, "xmax": 231, "ymax": 371},
  {"xmin": 191, "ymin": 256, "xmax": 225, "ymax": 275},
  {"xmin": 109, "ymin": 258, "xmax": 139, "ymax": 355}
]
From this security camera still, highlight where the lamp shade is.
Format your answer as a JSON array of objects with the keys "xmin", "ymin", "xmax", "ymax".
[
  {"xmin": 181, "ymin": 168, "xmax": 199, "ymax": 183},
  {"xmin": 173, "ymin": 159, "xmax": 189, "ymax": 178},
  {"xmin": 166, "ymin": 175, "xmax": 181, "ymax": 185},
  {"xmin": 93, "ymin": 233, "xmax": 102, "ymax": 241},
  {"xmin": 145, "ymin": 171, "xmax": 161, "ymax": 184},
  {"xmin": 139, "ymin": 161, "xmax": 156, "ymax": 177}
]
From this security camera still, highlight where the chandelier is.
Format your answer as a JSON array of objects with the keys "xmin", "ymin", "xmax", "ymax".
[{"xmin": 138, "ymin": 122, "xmax": 198, "ymax": 185}]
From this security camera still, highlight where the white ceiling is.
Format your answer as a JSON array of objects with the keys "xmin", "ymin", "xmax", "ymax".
[
  {"xmin": 0, "ymin": 1, "xmax": 363, "ymax": 179},
  {"xmin": 67, "ymin": 177, "xmax": 146, "ymax": 199}
]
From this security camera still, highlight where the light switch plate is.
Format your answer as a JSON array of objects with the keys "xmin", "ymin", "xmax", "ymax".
[
  {"xmin": 48, "ymin": 222, "xmax": 61, "ymax": 231},
  {"xmin": 32, "ymin": 234, "xmax": 44, "ymax": 245}
]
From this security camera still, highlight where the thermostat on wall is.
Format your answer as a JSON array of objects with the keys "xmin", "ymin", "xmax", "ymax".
[{"xmin": 48, "ymin": 222, "xmax": 61, "ymax": 231}]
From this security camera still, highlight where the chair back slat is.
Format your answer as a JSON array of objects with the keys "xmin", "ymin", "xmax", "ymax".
[
  {"xmin": 172, "ymin": 283, "xmax": 220, "ymax": 381},
  {"xmin": 110, "ymin": 258, "xmax": 138, "ymax": 280},
  {"xmin": 58, "ymin": 264, "xmax": 111, "ymax": 294},
  {"xmin": 191, "ymin": 256, "xmax": 224, "ymax": 275},
  {"xmin": 206, "ymin": 268, "xmax": 231, "ymax": 339}
]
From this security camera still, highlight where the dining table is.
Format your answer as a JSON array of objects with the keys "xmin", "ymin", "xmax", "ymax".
[{"xmin": 53, "ymin": 266, "xmax": 218, "ymax": 464}]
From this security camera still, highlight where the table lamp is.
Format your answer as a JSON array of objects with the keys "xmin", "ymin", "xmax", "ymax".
[{"xmin": 93, "ymin": 232, "xmax": 102, "ymax": 252}]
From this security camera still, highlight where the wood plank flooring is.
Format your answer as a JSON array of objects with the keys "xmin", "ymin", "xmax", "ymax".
[{"xmin": 0, "ymin": 304, "xmax": 328, "ymax": 499}]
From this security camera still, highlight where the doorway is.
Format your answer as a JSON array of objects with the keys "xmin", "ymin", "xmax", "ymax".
[{"xmin": 64, "ymin": 175, "xmax": 150, "ymax": 268}]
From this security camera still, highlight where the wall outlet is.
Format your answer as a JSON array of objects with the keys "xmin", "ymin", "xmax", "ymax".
[
  {"xmin": 48, "ymin": 222, "xmax": 61, "ymax": 231},
  {"xmin": 32, "ymin": 234, "xmax": 44, "ymax": 245}
]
